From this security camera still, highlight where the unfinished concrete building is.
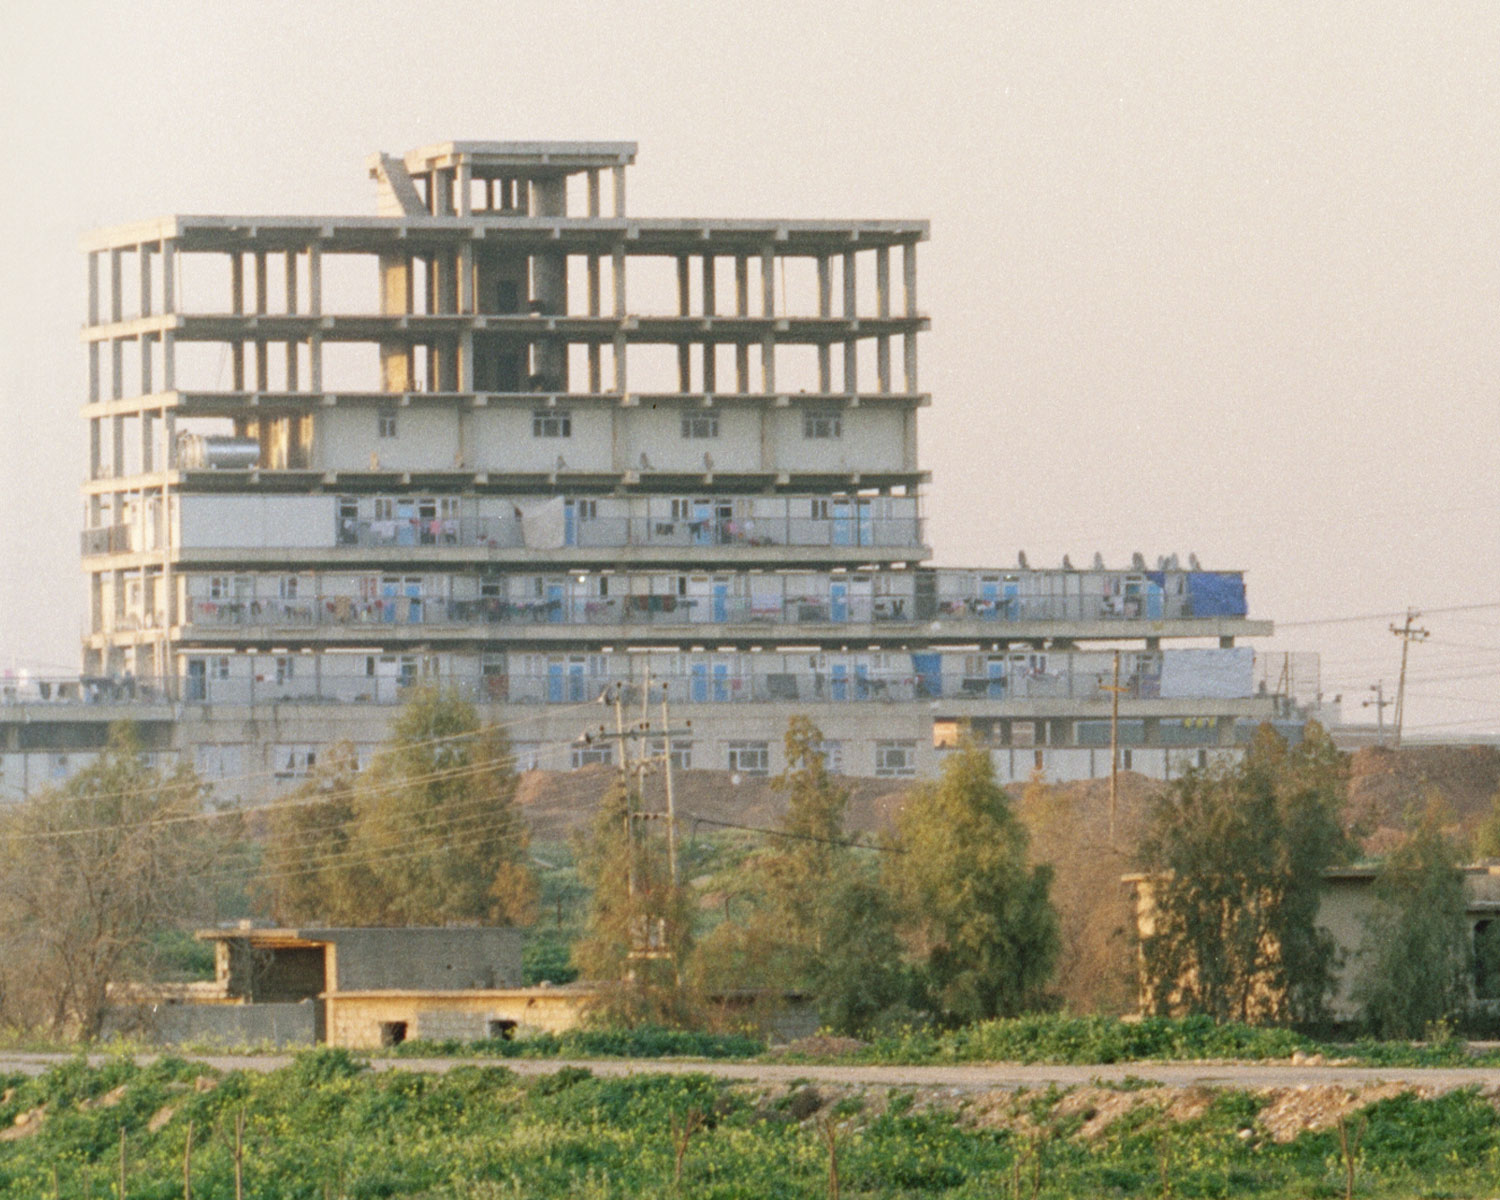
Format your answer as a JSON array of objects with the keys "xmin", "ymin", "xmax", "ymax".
[{"xmin": 46, "ymin": 139, "xmax": 1292, "ymax": 800}]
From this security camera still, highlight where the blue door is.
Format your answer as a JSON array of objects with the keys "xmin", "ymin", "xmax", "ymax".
[
  {"xmin": 405, "ymin": 579, "xmax": 422, "ymax": 624},
  {"xmin": 712, "ymin": 581, "xmax": 729, "ymax": 623},
  {"xmin": 831, "ymin": 501, "xmax": 852, "ymax": 547},
  {"xmin": 547, "ymin": 661, "xmax": 564, "ymax": 703},
  {"xmin": 831, "ymin": 662, "xmax": 848, "ymax": 701},
  {"xmin": 857, "ymin": 500, "xmax": 874, "ymax": 547},
  {"xmin": 568, "ymin": 661, "xmax": 587, "ymax": 702},
  {"xmin": 855, "ymin": 662, "xmax": 870, "ymax": 699},
  {"xmin": 712, "ymin": 662, "xmax": 730, "ymax": 702},
  {"xmin": 396, "ymin": 501, "xmax": 416, "ymax": 546},
  {"xmin": 380, "ymin": 578, "xmax": 398, "ymax": 623},
  {"xmin": 988, "ymin": 658, "xmax": 1005, "ymax": 699},
  {"xmin": 1146, "ymin": 581, "xmax": 1164, "ymax": 619},
  {"xmin": 1003, "ymin": 580, "xmax": 1020, "ymax": 620},
  {"xmin": 829, "ymin": 581, "xmax": 848, "ymax": 623},
  {"xmin": 693, "ymin": 500, "xmax": 713, "ymax": 545},
  {"xmin": 563, "ymin": 501, "xmax": 577, "ymax": 547},
  {"xmin": 690, "ymin": 662, "xmax": 708, "ymax": 703},
  {"xmin": 546, "ymin": 582, "xmax": 566, "ymax": 623},
  {"xmin": 980, "ymin": 578, "xmax": 1000, "ymax": 621}
]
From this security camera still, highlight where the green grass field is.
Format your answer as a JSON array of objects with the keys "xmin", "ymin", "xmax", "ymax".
[{"xmin": 3, "ymin": 1050, "xmax": 1500, "ymax": 1198}]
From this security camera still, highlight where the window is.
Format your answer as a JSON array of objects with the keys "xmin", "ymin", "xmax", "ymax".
[
  {"xmin": 273, "ymin": 744, "xmax": 318, "ymax": 779},
  {"xmin": 279, "ymin": 576, "xmax": 299, "ymax": 600},
  {"xmin": 211, "ymin": 656, "xmax": 231, "ymax": 681},
  {"xmin": 571, "ymin": 742, "xmax": 613, "ymax": 769},
  {"xmin": 207, "ymin": 576, "xmax": 228, "ymax": 600},
  {"xmin": 681, "ymin": 412, "xmax": 719, "ymax": 439},
  {"xmin": 803, "ymin": 409, "xmax": 842, "ymax": 439},
  {"xmin": 378, "ymin": 411, "xmax": 398, "ymax": 438},
  {"xmin": 932, "ymin": 719, "xmax": 962, "ymax": 750},
  {"xmin": 726, "ymin": 741, "xmax": 769, "ymax": 776},
  {"xmin": 810, "ymin": 498, "xmax": 830, "ymax": 520},
  {"xmin": 649, "ymin": 739, "xmax": 693, "ymax": 771},
  {"xmin": 875, "ymin": 740, "xmax": 917, "ymax": 777},
  {"xmin": 511, "ymin": 742, "xmax": 543, "ymax": 772},
  {"xmin": 817, "ymin": 740, "xmax": 843, "ymax": 775},
  {"xmin": 274, "ymin": 656, "xmax": 295, "ymax": 685},
  {"xmin": 533, "ymin": 409, "xmax": 572, "ymax": 438}
]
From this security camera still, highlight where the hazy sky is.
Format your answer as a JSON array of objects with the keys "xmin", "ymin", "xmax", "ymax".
[{"xmin": 2, "ymin": 1, "xmax": 1497, "ymax": 736}]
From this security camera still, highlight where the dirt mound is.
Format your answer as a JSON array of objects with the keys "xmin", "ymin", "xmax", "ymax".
[
  {"xmin": 767, "ymin": 1035, "xmax": 869, "ymax": 1058},
  {"xmin": 515, "ymin": 766, "xmax": 915, "ymax": 842},
  {"xmin": 1348, "ymin": 745, "xmax": 1500, "ymax": 844}
]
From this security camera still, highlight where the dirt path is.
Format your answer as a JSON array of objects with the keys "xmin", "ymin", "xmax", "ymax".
[{"xmin": 2, "ymin": 1051, "xmax": 1497, "ymax": 1093}]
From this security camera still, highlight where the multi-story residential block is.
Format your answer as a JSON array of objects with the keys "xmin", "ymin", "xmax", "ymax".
[{"xmin": 4, "ymin": 140, "xmax": 1292, "ymax": 801}]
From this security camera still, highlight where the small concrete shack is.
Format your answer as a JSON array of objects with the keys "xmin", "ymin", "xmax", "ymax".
[
  {"xmin": 1126, "ymin": 863, "xmax": 1500, "ymax": 1023},
  {"xmin": 123, "ymin": 925, "xmax": 590, "ymax": 1049}
]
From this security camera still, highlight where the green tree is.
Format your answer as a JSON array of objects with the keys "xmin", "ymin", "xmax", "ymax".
[
  {"xmin": 691, "ymin": 717, "xmax": 905, "ymax": 1033},
  {"xmin": 573, "ymin": 773, "xmax": 696, "ymax": 1025},
  {"xmin": 1473, "ymin": 788, "xmax": 1500, "ymax": 859},
  {"xmin": 888, "ymin": 739, "xmax": 1059, "ymax": 1023},
  {"xmin": 1135, "ymin": 722, "xmax": 1351, "ymax": 1026},
  {"xmin": 0, "ymin": 724, "xmax": 225, "ymax": 1038},
  {"xmin": 256, "ymin": 688, "xmax": 536, "ymax": 926},
  {"xmin": 1355, "ymin": 810, "xmax": 1472, "ymax": 1038}
]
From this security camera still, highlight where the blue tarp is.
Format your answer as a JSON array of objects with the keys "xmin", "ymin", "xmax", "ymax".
[{"xmin": 1187, "ymin": 572, "xmax": 1247, "ymax": 617}]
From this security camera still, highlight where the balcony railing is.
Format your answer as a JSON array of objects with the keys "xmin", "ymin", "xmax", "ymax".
[
  {"xmin": 335, "ymin": 515, "xmax": 924, "ymax": 552},
  {"xmin": 180, "ymin": 587, "xmax": 1220, "ymax": 633}
]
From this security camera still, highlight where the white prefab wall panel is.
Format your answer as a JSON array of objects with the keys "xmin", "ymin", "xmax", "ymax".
[
  {"xmin": 318, "ymin": 408, "xmax": 461, "ymax": 471},
  {"xmin": 468, "ymin": 407, "xmax": 612, "ymax": 472},
  {"xmin": 622, "ymin": 403, "xmax": 761, "ymax": 473},
  {"xmin": 1160, "ymin": 648, "xmax": 1254, "ymax": 699},
  {"xmin": 767, "ymin": 408, "xmax": 906, "ymax": 473},
  {"xmin": 179, "ymin": 496, "xmax": 336, "ymax": 548}
]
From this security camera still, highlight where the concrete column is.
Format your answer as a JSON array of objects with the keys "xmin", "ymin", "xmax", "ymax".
[
  {"xmin": 309, "ymin": 334, "xmax": 323, "ymax": 392},
  {"xmin": 587, "ymin": 170, "xmax": 601, "ymax": 217},
  {"xmin": 87, "ymin": 252, "xmax": 100, "ymax": 326},
  {"xmin": 456, "ymin": 161, "xmax": 472, "ymax": 217},
  {"xmin": 612, "ymin": 244, "xmax": 626, "ymax": 316},
  {"xmin": 163, "ymin": 332, "xmax": 175, "ymax": 391},
  {"xmin": 903, "ymin": 242, "xmax": 918, "ymax": 315},
  {"xmin": 139, "ymin": 244, "xmax": 153, "ymax": 318},
  {"xmin": 677, "ymin": 254, "xmax": 692, "ymax": 390},
  {"xmin": 140, "ymin": 333, "xmax": 154, "ymax": 395},
  {"xmin": 589, "ymin": 343, "xmax": 602, "ymax": 393},
  {"xmin": 141, "ymin": 408, "xmax": 153, "ymax": 473},
  {"xmin": 760, "ymin": 246, "xmax": 775, "ymax": 317},
  {"xmin": 112, "ymin": 415, "xmax": 125, "ymax": 477},
  {"xmin": 286, "ymin": 341, "xmax": 299, "ymax": 391},
  {"xmin": 88, "ymin": 343, "xmax": 101, "ymax": 404},
  {"xmin": 89, "ymin": 418, "xmax": 102, "ymax": 479},
  {"xmin": 164, "ymin": 405, "xmax": 177, "ymax": 467},
  {"xmin": 701, "ymin": 256, "xmax": 718, "ymax": 392},
  {"xmin": 458, "ymin": 243, "xmax": 475, "ymax": 313},
  {"xmin": 111, "ymin": 341, "xmax": 124, "ymax": 400},
  {"xmin": 285, "ymin": 250, "xmax": 299, "ymax": 314},
  {"xmin": 817, "ymin": 254, "xmax": 832, "ymax": 392},
  {"xmin": 613, "ymin": 165, "xmax": 627, "ymax": 216},
  {"xmin": 735, "ymin": 255, "xmax": 750, "ymax": 391},
  {"xmin": 432, "ymin": 169, "xmax": 453, "ymax": 216},
  {"xmin": 308, "ymin": 246, "xmax": 322, "ymax": 316},
  {"xmin": 110, "ymin": 249, "xmax": 124, "ymax": 322},
  {"xmin": 876, "ymin": 247, "xmax": 891, "ymax": 392},
  {"xmin": 612, "ymin": 331, "xmax": 628, "ymax": 393},
  {"xmin": 587, "ymin": 255, "xmax": 601, "ymax": 317},
  {"xmin": 230, "ymin": 254, "xmax": 244, "ymax": 315},
  {"xmin": 843, "ymin": 252, "xmax": 857, "ymax": 393},
  {"xmin": 254, "ymin": 251, "xmax": 268, "ymax": 314},
  {"xmin": 904, "ymin": 332, "xmax": 918, "ymax": 393},
  {"xmin": 160, "ymin": 241, "xmax": 175, "ymax": 314},
  {"xmin": 761, "ymin": 333, "xmax": 775, "ymax": 393},
  {"xmin": 231, "ymin": 343, "xmax": 245, "ymax": 391},
  {"xmin": 458, "ymin": 329, "xmax": 474, "ymax": 392},
  {"xmin": 255, "ymin": 340, "xmax": 268, "ymax": 391}
]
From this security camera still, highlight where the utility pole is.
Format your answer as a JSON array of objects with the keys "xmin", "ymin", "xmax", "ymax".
[
  {"xmin": 1389, "ymin": 609, "xmax": 1429, "ymax": 750},
  {"xmin": 660, "ymin": 684, "xmax": 679, "ymax": 887},
  {"xmin": 1099, "ymin": 649, "xmax": 1129, "ymax": 845},
  {"xmin": 1363, "ymin": 681, "xmax": 1392, "ymax": 746}
]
